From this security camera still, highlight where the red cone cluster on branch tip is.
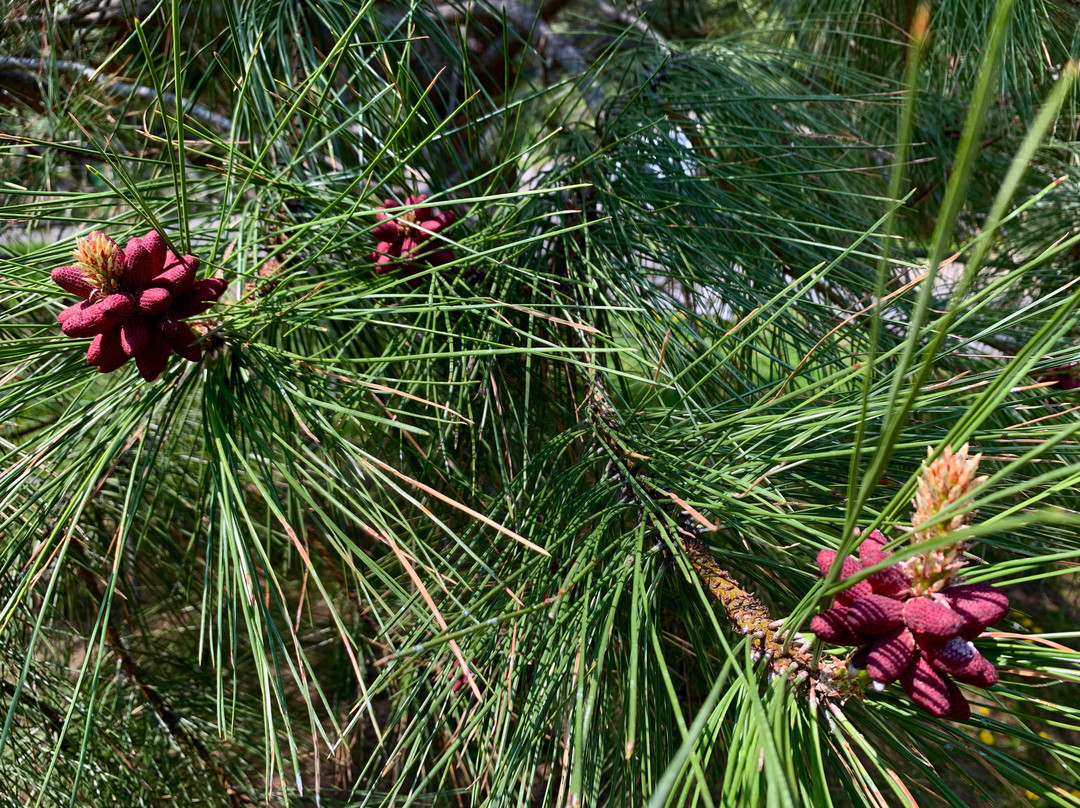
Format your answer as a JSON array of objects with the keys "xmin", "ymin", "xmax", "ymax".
[
  {"xmin": 809, "ymin": 529, "xmax": 1008, "ymax": 720},
  {"xmin": 52, "ymin": 230, "xmax": 226, "ymax": 381},
  {"xmin": 1032, "ymin": 362, "xmax": 1080, "ymax": 391},
  {"xmin": 370, "ymin": 194, "xmax": 455, "ymax": 280}
]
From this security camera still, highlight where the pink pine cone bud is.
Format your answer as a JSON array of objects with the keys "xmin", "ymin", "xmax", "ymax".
[
  {"xmin": 372, "ymin": 220, "xmax": 401, "ymax": 239},
  {"xmin": 373, "ymin": 241, "xmax": 399, "ymax": 261},
  {"xmin": 60, "ymin": 293, "xmax": 134, "ymax": 337},
  {"xmin": 119, "ymin": 317, "xmax": 150, "ymax": 357},
  {"xmin": 837, "ymin": 581, "xmax": 874, "ymax": 605},
  {"xmin": 135, "ymin": 338, "xmax": 171, "ymax": 381},
  {"xmin": 816, "ymin": 551, "xmax": 872, "ymax": 604},
  {"xmin": 87, "ymin": 329, "xmax": 129, "ymax": 373},
  {"xmin": 949, "ymin": 652, "xmax": 998, "ymax": 687},
  {"xmin": 420, "ymin": 210, "xmax": 455, "ymax": 233},
  {"xmin": 160, "ymin": 316, "xmax": 203, "ymax": 362},
  {"xmin": 922, "ymin": 635, "xmax": 976, "ymax": 675},
  {"xmin": 427, "ymin": 248, "xmax": 454, "ymax": 266},
  {"xmin": 809, "ymin": 608, "xmax": 867, "ymax": 645},
  {"xmin": 859, "ymin": 547, "xmax": 910, "ymax": 598},
  {"xmin": 404, "ymin": 194, "xmax": 430, "ymax": 217},
  {"xmin": 816, "ymin": 549, "xmax": 863, "ymax": 579},
  {"xmin": 1033, "ymin": 363, "xmax": 1080, "ymax": 391},
  {"xmin": 844, "ymin": 594, "xmax": 905, "ymax": 635},
  {"xmin": 135, "ymin": 287, "xmax": 173, "ymax": 315},
  {"xmin": 857, "ymin": 533, "xmax": 912, "ymax": 596},
  {"xmin": 858, "ymin": 530, "xmax": 888, "ymax": 556},
  {"xmin": 903, "ymin": 597, "xmax": 964, "ymax": 640},
  {"xmin": 173, "ymin": 278, "xmax": 228, "ymax": 318},
  {"xmin": 944, "ymin": 583, "xmax": 1009, "ymax": 639},
  {"xmin": 100, "ymin": 292, "xmax": 136, "ymax": 318},
  {"xmin": 58, "ymin": 301, "xmax": 98, "ymax": 333},
  {"xmin": 815, "ymin": 549, "xmax": 837, "ymax": 576},
  {"xmin": 859, "ymin": 545, "xmax": 888, "ymax": 565},
  {"xmin": 943, "ymin": 676, "xmax": 971, "ymax": 720},
  {"xmin": 122, "ymin": 232, "xmax": 167, "ymax": 289},
  {"xmin": 900, "ymin": 655, "xmax": 954, "ymax": 718},
  {"xmin": 52, "ymin": 266, "xmax": 96, "ymax": 299},
  {"xmin": 57, "ymin": 301, "xmax": 84, "ymax": 325},
  {"xmin": 153, "ymin": 254, "xmax": 198, "ymax": 293},
  {"xmin": 863, "ymin": 627, "xmax": 916, "ymax": 684}
]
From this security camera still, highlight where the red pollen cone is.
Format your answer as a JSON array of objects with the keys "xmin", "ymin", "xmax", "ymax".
[
  {"xmin": 904, "ymin": 597, "xmax": 964, "ymax": 641},
  {"xmin": 809, "ymin": 608, "xmax": 867, "ymax": 645},
  {"xmin": 51, "ymin": 266, "xmax": 95, "ymax": 299},
  {"xmin": 943, "ymin": 677, "xmax": 971, "ymax": 721},
  {"xmin": 844, "ymin": 594, "xmax": 905, "ymax": 635},
  {"xmin": 900, "ymin": 655, "xmax": 953, "ymax": 718},
  {"xmin": 153, "ymin": 256, "xmax": 197, "ymax": 294},
  {"xmin": 87, "ymin": 328, "xmax": 130, "ymax": 373},
  {"xmin": 135, "ymin": 338, "xmax": 171, "ymax": 381},
  {"xmin": 864, "ymin": 628, "xmax": 916, "ymax": 684},
  {"xmin": 922, "ymin": 636, "xmax": 976, "ymax": 676},
  {"xmin": 945, "ymin": 583, "xmax": 1010, "ymax": 639},
  {"xmin": 950, "ymin": 652, "xmax": 998, "ymax": 687},
  {"xmin": 120, "ymin": 317, "xmax": 150, "ymax": 357},
  {"xmin": 61, "ymin": 300, "xmax": 115, "ymax": 337},
  {"xmin": 135, "ymin": 287, "xmax": 173, "ymax": 315}
]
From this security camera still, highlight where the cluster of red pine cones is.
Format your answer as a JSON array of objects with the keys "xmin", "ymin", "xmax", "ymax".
[
  {"xmin": 52, "ymin": 231, "xmax": 225, "ymax": 380},
  {"xmin": 810, "ymin": 529, "xmax": 1008, "ymax": 719},
  {"xmin": 370, "ymin": 195, "xmax": 455, "ymax": 279}
]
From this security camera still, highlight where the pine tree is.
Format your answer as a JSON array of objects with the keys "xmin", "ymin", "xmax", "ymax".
[{"xmin": 2, "ymin": 1, "xmax": 1080, "ymax": 805}]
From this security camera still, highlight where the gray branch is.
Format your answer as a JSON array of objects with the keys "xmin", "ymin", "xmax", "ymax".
[
  {"xmin": 435, "ymin": 0, "xmax": 604, "ymax": 112},
  {"xmin": 595, "ymin": 0, "xmax": 672, "ymax": 53},
  {"xmin": 0, "ymin": 56, "xmax": 232, "ymax": 133}
]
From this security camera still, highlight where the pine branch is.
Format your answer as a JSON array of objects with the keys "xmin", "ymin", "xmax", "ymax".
[
  {"xmin": 73, "ymin": 557, "xmax": 244, "ymax": 808},
  {"xmin": 595, "ymin": 0, "xmax": 672, "ymax": 52},
  {"xmin": 566, "ymin": 226, "xmax": 851, "ymax": 703},
  {"xmin": 0, "ymin": 1, "xmax": 188, "ymax": 31},
  {"xmin": 434, "ymin": 0, "xmax": 604, "ymax": 111},
  {"xmin": 0, "ymin": 679, "xmax": 79, "ymax": 755},
  {"xmin": 0, "ymin": 57, "xmax": 232, "ymax": 132},
  {"xmin": 680, "ymin": 537, "xmax": 812, "ymax": 672}
]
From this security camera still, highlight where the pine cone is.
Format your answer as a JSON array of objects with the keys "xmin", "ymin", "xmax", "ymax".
[
  {"xmin": 370, "ymin": 194, "xmax": 456, "ymax": 281},
  {"xmin": 808, "ymin": 532, "xmax": 1007, "ymax": 719},
  {"xmin": 51, "ymin": 231, "xmax": 226, "ymax": 380}
]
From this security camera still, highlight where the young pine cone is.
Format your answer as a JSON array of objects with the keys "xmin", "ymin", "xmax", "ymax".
[
  {"xmin": 370, "ymin": 194, "xmax": 455, "ymax": 281},
  {"xmin": 52, "ymin": 230, "xmax": 226, "ymax": 380},
  {"xmin": 809, "ymin": 530, "xmax": 1008, "ymax": 720}
]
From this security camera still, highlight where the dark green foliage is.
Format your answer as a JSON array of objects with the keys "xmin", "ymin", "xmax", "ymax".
[{"xmin": 2, "ymin": 1, "xmax": 1080, "ymax": 806}]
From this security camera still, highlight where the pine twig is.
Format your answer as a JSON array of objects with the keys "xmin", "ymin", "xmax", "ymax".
[
  {"xmin": 0, "ymin": 57, "xmax": 233, "ymax": 132},
  {"xmin": 434, "ymin": 0, "xmax": 604, "ymax": 112},
  {"xmin": 569, "ymin": 282, "xmax": 851, "ymax": 697},
  {"xmin": 595, "ymin": 0, "xmax": 672, "ymax": 53},
  {"xmin": 73, "ymin": 558, "xmax": 245, "ymax": 808},
  {"xmin": 681, "ymin": 536, "xmax": 812, "ymax": 671}
]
